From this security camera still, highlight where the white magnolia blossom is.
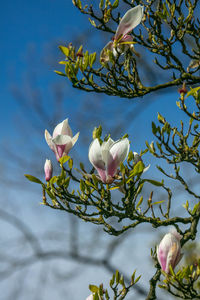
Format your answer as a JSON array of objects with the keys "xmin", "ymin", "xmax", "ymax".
[
  {"xmin": 44, "ymin": 159, "xmax": 53, "ymax": 181},
  {"xmin": 100, "ymin": 5, "xmax": 144, "ymax": 63},
  {"xmin": 45, "ymin": 118, "xmax": 79, "ymax": 161},
  {"xmin": 88, "ymin": 138, "xmax": 130, "ymax": 183},
  {"xmin": 157, "ymin": 228, "xmax": 183, "ymax": 274}
]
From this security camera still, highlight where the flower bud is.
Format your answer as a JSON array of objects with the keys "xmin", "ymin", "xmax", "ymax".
[
  {"xmin": 44, "ymin": 159, "xmax": 53, "ymax": 181},
  {"xmin": 157, "ymin": 228, "xmax": 183, "ymax": 274}
]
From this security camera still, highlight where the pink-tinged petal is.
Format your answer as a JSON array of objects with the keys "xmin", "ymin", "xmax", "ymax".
[
  {"xmin": 56, "ymin": 144, "xmax": 66, "ymax": 158},
  {"xmin": 120, "ymin": 35, "xmax": 141, "ymax": 57},
  {"xmin": 115, "ymin": 5, "xmax": 144, "ymax": 40},
  {"xmin": 71, "ymin": 132, "xmax": 80, "ymax": 146},
  {"xmin": 121, "ymin": 34, "xmax": 133, "ymax": 42},
  {"xmin": 107, "ymin": 138, "xmax": 130, "ymax": 177},
  {"xmin": 44, "ymin": 159, "xmax": 53, "ymax": 181},
  {"xmin": 88, "ymin": 139, "xmax": 107, "ymax": 182},
  {"xmin": 157, "ymin": 246, "xmax": 167, "ymax": 272},
  {"xmin": 95, "ymin": 167, "xmax": 107, "ymax": 183},
  {"xmin": 100, "ymin": 41, "xmax": 114, "ymax": 63},
  {"xmin": 157, "ymin": 230, "xmax": 182, "ymax": 274},
  {"xmin": 52, "ymin": 135, "xmax": 73, "ymax": 158}
]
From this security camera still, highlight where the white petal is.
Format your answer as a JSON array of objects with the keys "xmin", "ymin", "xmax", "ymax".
[
  {"xmin": 166, "ymin": 239, "xmax": 180, "ymax": 273},
  {"xmin": 109, "ymin": 138, "xmax": 130, "ymax": 164},
  {"xmin": 170, "ymin": 228, "xmax": 182, "ymax": 240},
  {"xmin": 88, "ymin": 139, "xmax": 105, "ymax": 170},
  {"xmin": 101, "ymin": 138, "xmax": 114, "ymax": 163},
  {"xmin": 52, "ymin": 134, "xmax": 72, "ymax": 145},
  {"xmin": 63, "ymin": 140, "xmax": 73, "ymax": 155},
  {"xmin": 102, "ymin": 138, "xmax": 114, "ymax": 150},
  {"xmin": 115, "ymin": 5, "xmax": 144, "ymax": 40},
  {"xmin": 52, "ymin": 118, "xmax": 72, "ymax": 138},
  {"xmin": 107, "ymin": 138, "xmax": 130, "ymax": 177},
  {"xmin": 88, "ymin": 139, "xmax": 106, "ymax": 182},
  {"xmin": 45, "ymin": 129, "xmax": 54, "ymax": 151},
  {"xmin": 53, "ymin": 119, "xmax": 66, "ymax": 138},
  {"xmin": 72, "ymin": 132, "xmax": 79, "ymax": 146},
  {"xmin": 61, "ymin": 119, "xmax": 73, "ymax": 136}
]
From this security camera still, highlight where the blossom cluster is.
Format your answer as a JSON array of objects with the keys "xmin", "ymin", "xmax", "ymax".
[
  {"xmin": 43, "ymin": 118, "xmax": 183, "ymax": 288},
  {"xmin": 44, "ymin": 118, "xmax": 135, "ymax": 184}
]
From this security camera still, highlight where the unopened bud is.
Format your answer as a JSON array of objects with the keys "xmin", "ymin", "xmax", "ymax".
[
  {"xmin": 44, "ymin": 159, "xmax": 53, "ymax": 181},
  {"xmin": 157, "ymin": 228, "xmax": 183, "ymax": 274}
]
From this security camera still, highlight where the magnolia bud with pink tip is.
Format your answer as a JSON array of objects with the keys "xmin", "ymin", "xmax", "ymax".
[
  {"xmin": 44, "ymin": 159, "xmax": 53, "ymax": 181},
  {"xmin": 157, "ymin": 228, "xmax": 183, "ymax": 274}
]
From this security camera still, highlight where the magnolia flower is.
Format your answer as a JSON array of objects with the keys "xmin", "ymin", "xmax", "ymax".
[
  {"xmin": 44, "ymin": 159, "xmax": 53, "ymax": 181},
  {"xmin": 100, "ymin": 5, "xmax": 144, "ymax": 63},
  {"xmin": 88, "ymin": 138, "xmax": 130, "ymax": 183},
  {"xmin": 45, "ymin": 118, "xmax": 79, "ymax": 161},
  {"xmin": 157, "ymin": 228, "xmax": 183, "ymax": 274}
]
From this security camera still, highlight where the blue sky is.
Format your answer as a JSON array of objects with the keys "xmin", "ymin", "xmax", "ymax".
[
  {"xmin": 1, "ymin": 0, "xmax": 86, "ymax": 131},
  {"xmin": 1, "ymin": 0, "xmax": 186, "ymax": 143}
]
